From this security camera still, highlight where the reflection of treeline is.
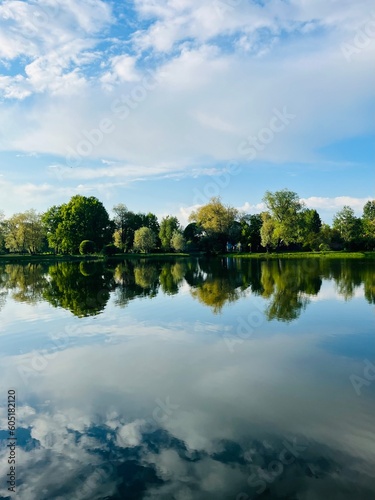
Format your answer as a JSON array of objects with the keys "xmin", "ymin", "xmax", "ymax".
[{"xmin": 0, "ymin": 258, "xmax": 374, "ymax": 318}]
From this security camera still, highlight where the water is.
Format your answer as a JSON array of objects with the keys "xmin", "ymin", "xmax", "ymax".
[{"xmin": 0, "ymin": 257, "xmax": 374, "ymax": 499}]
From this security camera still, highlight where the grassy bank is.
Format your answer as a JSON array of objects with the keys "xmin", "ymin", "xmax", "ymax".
[
  {"xmin": 0, "ymin": 252, "xmax": 190, "ymax": 264},
  {"xmin": 225, "ymin": 251, "xmax": 375, "ymax": 259},
  {"xmin": 1, "ymin": 250, "xmax": 374, "ymax": 264}
]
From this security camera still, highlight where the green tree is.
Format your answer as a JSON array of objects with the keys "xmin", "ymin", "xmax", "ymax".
[
  {"xmin": 159, "ymin": 216, "xmax": 180, "ymax": 250},
  {"xmin": 57, "ymin": 196, "xmax": 113, "ymax": 254},
  {"xmin": 112, "ymin": 203, "xmax": 129, "ymax": 251},
  {"xmin": 189, "ymin": 197, "xmax": 238, "ymax": 253},
  {"xmin": 170, "ymin": 230, "xmax": 186, "ymax": 252},
  {"xmin": 262, "ymin": 189, "xmax": 304, "ymax": 248},
  {"xmin": 4, "ymin": 210, "xmax": 45, "ymax": 254},
  {"xmin": 240, "ymin": 214, "xmax": 262, "ymax": 252},
  {"xmin": 133, "ymin": 227, "xmax": 156, "ymax": 253},
  {"xmin": 42, "ymin": 205, "xmax": 64, "ymax": 253},
  {"xmin": 79, "ymin": 240, "xmax": 96, "ymax": 255},
  {"xmin": 362, "ymin": 200, "xmax": 375, "ymax": 249},
  {"xmin": 333, "ymin": 206, "xmax": 361, "ymax": 249},
  {"xmin": 260, "ymin": 212, "xmax": 277, "ymax": 251},
  {"xmin": 298, "ymin": 209, "xmax": 322, "ymax": 250},
  {"xmin": 0, "ymin": 211, "xmax": 5, "ymax": 253}
]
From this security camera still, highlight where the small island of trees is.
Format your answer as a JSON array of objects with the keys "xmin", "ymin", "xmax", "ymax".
[{"xmin": 0, "ymin": 189, "xmax": 374, "ymax": 257}]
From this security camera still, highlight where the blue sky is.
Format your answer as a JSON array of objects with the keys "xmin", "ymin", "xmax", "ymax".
[{"xmin": 0, "ymin": 0, "xmax": 374, "ymax": 224}]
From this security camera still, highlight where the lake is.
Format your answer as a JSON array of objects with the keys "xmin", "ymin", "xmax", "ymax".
[{"xmin": 0, "ymin": 257, "xmax": 374, "ymax": 499}]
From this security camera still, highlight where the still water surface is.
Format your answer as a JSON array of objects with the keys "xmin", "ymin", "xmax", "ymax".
[{"xmin": 0, "ymin": 257, "xmax": 374, "ymax": 499}]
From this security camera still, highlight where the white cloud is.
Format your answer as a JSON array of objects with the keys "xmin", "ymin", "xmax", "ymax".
[{"xmin": 302, "ymin": 196, "xmax": 372, "ymax": 213}]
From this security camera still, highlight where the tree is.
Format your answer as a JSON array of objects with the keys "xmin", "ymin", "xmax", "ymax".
[
  {"xmin": 262, "ymin": 189, "xmax": 304, "ymax": 248},
  {"xmin": 56, "ymin": 196, "xmax": 113, "ymax": 254},
  {"xmin": 183, "ymin": 222, "xmax": 203, "ymax": 250},
  {"xmin": 362, "ymin": 200, "xmax": 375, "ymax": 249},
  {"xmin": 298, "ymin": 209, "xmax": 322, "ymax": 250},
  {"xmin": 140, "ymin": 213, "xmax": 160, "ymax": 236},
  {"xmin": 260, "ymin": 212, "xmax": 277, "ymax": 251},
  {"xmin": 79, "ymin": 240, "xmax": 96, "ymax": 255},
  {"xmin": 333, "ymin": 206, "xmax": 361, "ymax": 249},
  {"xmin": 0, "ymin": 211, "xmax": 5, "ymax": 253},
  {"xmin": 189, "ymin": 197, "xmax": 238, "ymax": 253},
  {"xmin": 159, "ymin": 216, "xmax": 180, "ymax": 251},
  {"xmin": 42, "ymin": 205, "xmax": 64, "ymax": 253},
  {"xmin": 239, "ymin": 214, "xmax": 262, "ymax": 252},
  {"xmin": 170, "ymin": 230, "xmax": 186, "ymax": 252},
  {"xmin": 112, "ymin": 204, "xmax": 129, "ymax": 252},
  {"xmin": 133, "ymin": 227, "xmax": 156, "ymax": 253},
  {"xmin": 4, "ymin": 210, "xmax": 45, "ymax": 254}
]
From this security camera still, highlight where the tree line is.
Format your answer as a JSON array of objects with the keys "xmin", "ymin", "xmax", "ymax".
[{"xmin": 0, "ymin": 189, "xmax": 374, "ymax": 255}]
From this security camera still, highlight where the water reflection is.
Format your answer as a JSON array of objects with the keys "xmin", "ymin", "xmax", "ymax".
[
  {"xmin": 0, "ymin": 257, "xmax": 374, "ymax": 499},
  {"xmin": 0, "ymin": 257, "xmax": 374, "ymax": 319}
]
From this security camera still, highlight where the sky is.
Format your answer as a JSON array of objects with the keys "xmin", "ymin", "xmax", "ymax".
[{"xmin": 0, "ymin": 0, "xmax": 374, "ymax": 225}]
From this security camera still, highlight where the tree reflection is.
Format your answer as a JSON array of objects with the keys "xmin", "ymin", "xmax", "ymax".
[
  {"xmin": 258, "ymin": 260, "xmax": 322, "ymax": 322},
  {"xmin": 42, "ymin": 262, "xmax": 114, "ymax": 317},
  {"xmin": 189, "ymin": 258, "xmax": 248, "ymax": 314},
  {"xmin": 159, "ymin": 262, "xmax": 186, "ymax": 295},
  {"xmin": 0, "ymin": 257, "xmax": 373, "ymax": 319},
  {"xmin": 113, "ymin": 260, "xmax": 159, "ymax": 308},
  {"xmin": 2, "ymin": 263, "xmax": 48, "ymax": 304}
]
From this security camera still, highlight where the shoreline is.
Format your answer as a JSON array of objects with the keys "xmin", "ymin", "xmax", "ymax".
[{"xmin": 0, "ymin": 251, "xmax": 374, "ymax": 264}]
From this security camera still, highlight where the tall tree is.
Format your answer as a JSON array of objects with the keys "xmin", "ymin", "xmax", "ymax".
[
  {"xmin": 57, "ymin": 196, "xmax": 113, "ymax": 253},
  {"xmin": 298, "ymin": 208, "xmax": 322, "ymax": 250},
  {"xmin": 42, "ymin": 205, "xmax": 64, "ymax": 253},
  {"xmin": 189, "ymin": 197, "xmax": 238, "ymax": 253},
  {"xmin": 4, "ymin": 210, "xmax": 45, "ymax": 254},
  {"xmin": 333, "ymin": 205, "xmax": 361, "ymax": 249},
  {"xmin": 362, "ymin": 200, "xmax": 375, "ymax": 248},
  {"xmin": 262, "ymin": 189, "xmax": 304, "ymax": 248},
  {"xmin": 0, "ymin": 210, "xmax": 5, "ymax": 253},
  {"xmin": 159, "ymin": 216, "xmax": 180, "ymax": 250},
  {"xmin": 239, "ymin": 214, "xmax": 262, "ymax": 252},
  {"xmin": 260, "ymin": 212, "xmax": 277, "ymax": 251},
  {"xmin": 170, "ymin": 230, "xmax": 186, "ymax": 252},
  {"xmin": 133, "ymin": 227, "xmax": 156, "ymax": 253}
]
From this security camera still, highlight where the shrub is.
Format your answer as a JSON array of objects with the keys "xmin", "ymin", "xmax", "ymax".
[
  {"xmin": 102, "ymin": 243, "xmax": 118, "ymax": 256},
  {"xmin": 79, "ymin": 240, "xmax": 96, "ymax": 255}
]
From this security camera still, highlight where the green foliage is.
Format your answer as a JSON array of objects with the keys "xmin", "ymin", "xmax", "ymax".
[
  {"xmin": 362, "ymin": 200, "xmax": 375, "ymax": 249},
  {"xmin": 159, "ymin": 216, "xmax": 180, "ymax": 250},
  {"xmin": 55, "ymin": 196, "xmax": 113, "ymax": 254},
  {"xmin": 240, "ymin": 214, "xmax": 262, "ymax": 252},
  {"xmin": 112, "ymin": 205, "xmax": 160, "ymax": 252},
  {"xmin": 79, "ymin": 240, "xmax": 96, "ymax": 255},
  {"xmin": 189, "ymin": 197, "xmax": 239, "ymax": 253},
  {"xmin": 260, "ymin": 212, "xmax": 278, "ymax": 250},
  {"xmin": 133, "ymin": 227, "xmax": 156, "ymax": 253},
  {"xmin": 102, "ymin": 243, "xmax": 119, "ymax": 256},
  {"xmin": 170, "ymin": 230, "xmax": 186, "ymax": 252},
  {"xmin": 4, "ymin": 210, "xmax": 45, "ymax": 254},
  {"xmin": 0, "ymin": 211, "xmax": 5, "ymax": 253},
  {"xmin": 262, "ymin": 189, "xmax": 304, "ymax": 248},
  {"xmin": 333, "ymin": 205, "xmax": 362, "ymax": 249},
  {"xmin": 42, "ymin": 205, "xmax": 64, "ymax": 253}
]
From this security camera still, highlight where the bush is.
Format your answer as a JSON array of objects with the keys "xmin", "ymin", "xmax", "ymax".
[
  {"xmin": 102, "ymin": 244, "xmax": 119, "ymax": 256},
  {"xmin": 79, "ymin": 240, "xmax": 96, "ymax": 255}
]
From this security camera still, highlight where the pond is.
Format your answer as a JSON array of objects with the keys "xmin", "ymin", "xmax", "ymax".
[{"xmin": 0, "ymin": 257, "xmax": 374, "ymax": 499}]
